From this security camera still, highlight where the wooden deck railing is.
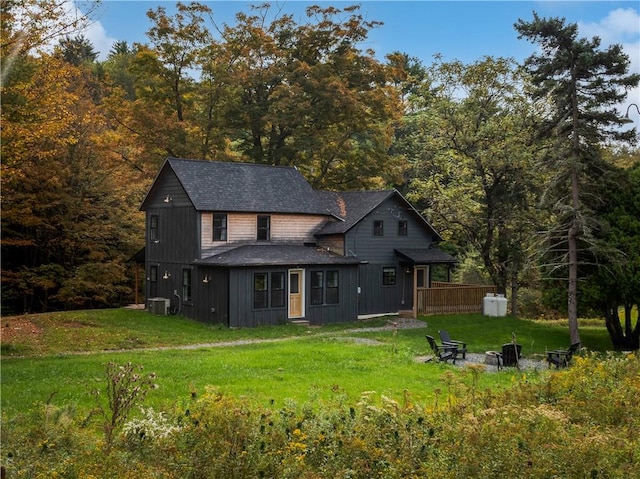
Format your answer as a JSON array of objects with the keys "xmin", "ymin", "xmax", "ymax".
[{"xmin": 417, "ymin": 283, "xmax": 497, "ymax": 314}]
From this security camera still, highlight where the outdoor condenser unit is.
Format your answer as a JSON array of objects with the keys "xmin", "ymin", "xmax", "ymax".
[{"xmin": 148, "ymin": 297, "xmax": 170, "ymax": 315}]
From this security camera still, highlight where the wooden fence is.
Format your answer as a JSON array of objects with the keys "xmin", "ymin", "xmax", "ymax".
[{"xmin": 417, "ymin": 282, "xmax": 497, "ymax": 314}]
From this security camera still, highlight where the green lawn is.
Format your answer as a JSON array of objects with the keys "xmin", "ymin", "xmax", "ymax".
[{"xmin": 1, "ymin": 309, "xmax": 615, "ymax": 415}]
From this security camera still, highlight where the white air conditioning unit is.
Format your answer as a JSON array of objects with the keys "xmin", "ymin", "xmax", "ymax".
[{"xmin": 148, "ymin": 297, "xmax": 169, "ymax": 315}]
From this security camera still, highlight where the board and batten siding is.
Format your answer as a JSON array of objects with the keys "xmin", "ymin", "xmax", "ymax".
[
  {"xmin": 201, "ymin": 212, "xmax": 329, "ymax": 249},
  {"xmin": 181, "ymin": 267, "xmax": 229, "ymax": 326},
  {"xmin": 345, "ymin": 196, "xmax": 434, "ymax": 264},
  {"xmin": 346, "ymin": 196, "xmax": 435, "ymax": 315},
  {"xmin": 226, "ymin": 265, "xmax": 359, "ymax": 328},
  {"xmin": 305, "ymin": 265, "xmax": 358, "ymax": 325},
  {"xmin": 227, "ymin": 267, "xmax": 289, "ymax": 327},
  {"xmin": 145, "ymin": 166, "xmax": 199, "ymax": 263}
]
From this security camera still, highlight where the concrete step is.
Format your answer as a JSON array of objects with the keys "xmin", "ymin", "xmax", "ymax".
[{"xmin": 289, "ymin": 319, "xmax": 310, "ymax": 326}]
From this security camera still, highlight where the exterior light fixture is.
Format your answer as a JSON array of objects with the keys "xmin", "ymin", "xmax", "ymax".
[
  {"xmin": 203, "ymin": 274, "xmax": 211, "ymax": 284},
  {"xmin": 622, "ymin": 103, "xmax": 639, "ymax": 124},
  {"xmin": 164, "ymin": 195, "xmax": 172, "ymax": 203},
  {"xmin": 162, "ymin": 271, "xmax": 171, "ymax": 280}
]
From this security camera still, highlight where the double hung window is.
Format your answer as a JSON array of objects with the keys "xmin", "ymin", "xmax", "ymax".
[
  {"xmin": 254, "ymin": 273, "xmax": 268, "ymax": 309},
  {"xmin": 310, "ymin": 270, "xmax": 339, "ymax": 305},
  {"xmin": 271, "ymin": 272, "xmax": 285, "ymax": 308},
  {"xmin": 311, "ymin": 272, "xmax": 324, "ymax": 305},
  {"xmin": 254, "ymin": 272, "xmax": 286, "ymax": 309},
  {"xmin": 257, "ymin": 215, "xmax": 270, "ymax": 241},
  {"xmin": 326, "ymin": 271, "xmax": 339, "ymax": 304},
  {"xmin": 213, "ymin": 213, "xmax": 227, "ymax": 241},
  {"xmin": 398, "ymin": 220, "xmax": 408, "ymax": 236},
  {"xmin": 150, "ymin": 215, "xmax": 159, "ymax": 241},
  {"xmin": 382, "ymin": 267, "xmax": 396, "ymax": 286},
  {"xmin": 373, "ymin": 220, "xmax": 384, "ymax": 237},
  {"xmin": 182, "ymin": 268, "xmax": 192, "ymax": 302}
]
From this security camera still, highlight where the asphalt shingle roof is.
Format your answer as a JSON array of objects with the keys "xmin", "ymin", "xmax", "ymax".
[
  {"xmin": 166, "ymin": 158, "xmax": 331, "ymax": 215},
  {"xmin": 316, "ymin": 190, "xmax": 394, "ymax": 234},
  {"xmin": 395, "ymin": 247, "xmax": 457, "ymax": 264},
  {"xmin": 317, "ymin": 189, "xmax": 442, "ymax": 241},
  {"xmin": 196, "ymin": 244, "xmax": 362, "ymax": 267},
  {"xmin": 142, "ymin": 158, "xmax": 442, "ymax": 242}
]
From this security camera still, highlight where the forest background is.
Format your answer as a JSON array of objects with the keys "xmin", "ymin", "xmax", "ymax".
[{"xmin": 2, "ymin": 1, "xmax": 639, "ymax": 348}]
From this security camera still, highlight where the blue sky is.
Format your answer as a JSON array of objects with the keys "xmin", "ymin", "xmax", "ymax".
[{"xmin": 79, "ymin": 1, "xmax": 639, "ymax": 111}]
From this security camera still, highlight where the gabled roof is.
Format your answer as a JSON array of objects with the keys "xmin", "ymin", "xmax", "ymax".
[
  {"xmin": 140, "ymin": 158, "xmax": 443, "ymax": 241},
  {"xmin": 195, "ymin": 244, "xmax": 362, "ymax": 267},
  {"xmin": 316, "ymin": 190, "xmax": 393, "ymax": 233},
  {"xmin": 317, "ymin": 189, "xmax": 443, "ymax": 242},
  {"xmin": 142, "ymin": 158, "xmax": 333, "ymax": 215}
]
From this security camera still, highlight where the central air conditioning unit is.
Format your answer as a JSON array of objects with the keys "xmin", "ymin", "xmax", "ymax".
[{"xmin": 147, "ymin": 297, "xmax": 170, "ymax": 315}]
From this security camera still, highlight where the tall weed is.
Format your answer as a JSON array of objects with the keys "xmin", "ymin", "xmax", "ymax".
[{"xmin": 2, "ymin": 354, "xmax": 638, "ymax": 478}]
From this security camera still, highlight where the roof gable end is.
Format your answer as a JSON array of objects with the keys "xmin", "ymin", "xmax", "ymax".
[{"xmin": 141, "ymin": 158, "xmax": 331, "ymax": 215}]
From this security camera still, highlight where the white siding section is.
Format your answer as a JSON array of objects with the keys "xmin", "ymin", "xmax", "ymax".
[{"xmin": 201, "ymin": 213, "xmax": 329, "ymax": 249}]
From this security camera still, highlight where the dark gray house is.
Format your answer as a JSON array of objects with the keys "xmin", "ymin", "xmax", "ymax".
[{"xmin": 141, "ymin": 158, "xmax": 455, "ymax": 327}]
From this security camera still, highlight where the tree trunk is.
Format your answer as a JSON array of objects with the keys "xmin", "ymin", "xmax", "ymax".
[
  {"xmin": 567, "ymin": 220, "xmax": 581, "ymax": 345},
  {"xmin": 510, "ymin": 278, "xmax": 518, "ymax": 317},
  {"xmin": 604, "ymin": 302, "xmax": 640, "ymax": 351},
  {"xmin": 567, "ymin": 162, "xmax": 581, "ymax": 345}
]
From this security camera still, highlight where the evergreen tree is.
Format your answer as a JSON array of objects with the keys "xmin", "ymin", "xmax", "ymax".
[{"xmin": 515, "ymin": 13, "xmax": 639, "ymax": 344}]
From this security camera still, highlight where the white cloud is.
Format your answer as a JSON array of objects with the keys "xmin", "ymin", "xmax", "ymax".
[
  {"xmin": 578, "ymin": 8, "xmax": 640, "ymax": 121},
  {"xmin": 81, "ymin": 16, "xmax": 117, "ymax": 61},
  {"xmin": 578, "ymin": 8, "xmax": 640, "ymax": 45},
  {"xmin": 18, "ymin": 0, "xmax": 117, "ymax": 60},
  {"xmin": 74, "ymin": 1, "xmax": 117, "ymax": 60}
]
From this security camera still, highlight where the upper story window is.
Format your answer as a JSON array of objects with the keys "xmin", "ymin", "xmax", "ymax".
[
  {"xmin": 182, "ymin": 268, "xmax": 192, "ymax": 302},
  {"xmin": 150, "ymin": 215, "xmax": 159, "ymax": 241},
  {"xmin": 398, "ymin": 220, "xmax": 408, "ymax": 236},
  {"xmin": 257, "ymin": 215, "xmax": 271, "ymax": 241},
  {"xmin": 373, "ymin": 220, "xmax": 384, "ymax": 237},
  {"xmin": 213, "ymin": 213, "xmax": 227, "ymax": 241}
]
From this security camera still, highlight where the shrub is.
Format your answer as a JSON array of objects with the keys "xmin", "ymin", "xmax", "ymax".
[{"xmin": 2, "ymin": 354, "xmax": 638, "ymax": 478}]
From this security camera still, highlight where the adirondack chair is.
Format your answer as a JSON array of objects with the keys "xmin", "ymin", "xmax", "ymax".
[
  {"xmin": 438, "ymin": 330, "xmax": 467, "ymax": 359},
  {"xmin": 426, "ymin": 335, "xmax": 458, "ymax": 364},
  {"xmin": 547, "ymin": 342, "xmax": 580, "ymax": 369},
  {"xmin": 501, "ymin": 342, "xmax": 522, "ymax": 367}
]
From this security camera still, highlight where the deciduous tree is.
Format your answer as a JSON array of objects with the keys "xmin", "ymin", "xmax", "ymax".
[
  {"xmin": 402, "ymin": 56, "xmax": 541, "ymax": 309},
  {"xmin": 199, "ymin": 3, "xmax": 404, "ymax": 188}
]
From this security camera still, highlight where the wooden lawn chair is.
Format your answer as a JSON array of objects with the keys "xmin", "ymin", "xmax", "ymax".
[
  {"xmin": 438, "ymin": 330, "xmax": 467, "ymax": 359},
  {"xmin": 426, "ymin": 335, "xmax": 458, "ymax": 364},
  {"xmin": 547, "ymin": 342, "xmax": 580, "ymax": 369}
]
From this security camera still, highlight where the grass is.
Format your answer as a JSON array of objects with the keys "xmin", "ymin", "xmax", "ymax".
[
  {"xmin": 1, "ymin": 308, "xmax": 616, "ymax": 416},
  {"xmin": 2, "ymin": 308, "xmax": 387, "ymax": 357}
]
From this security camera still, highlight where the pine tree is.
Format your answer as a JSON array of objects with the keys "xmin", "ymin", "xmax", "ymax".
[{"xmin": 515, "ymin": 12, "xmax": 639, "ymax": 344}]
